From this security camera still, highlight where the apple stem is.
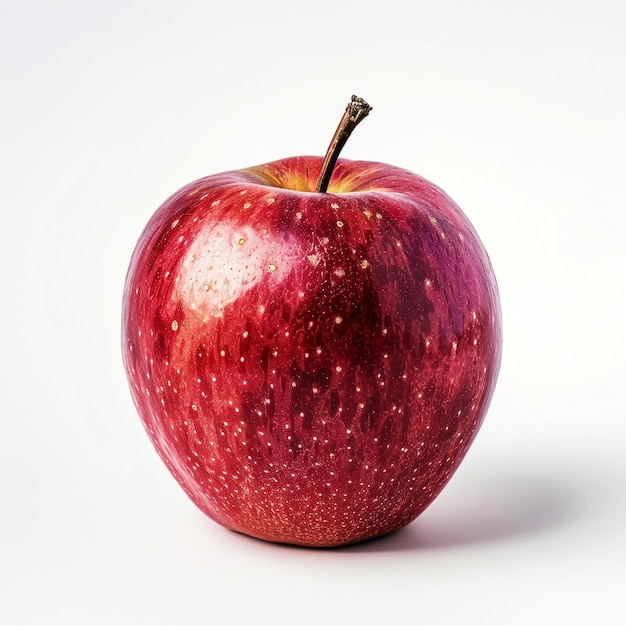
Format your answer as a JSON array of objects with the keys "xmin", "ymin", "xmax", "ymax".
[{"xmin": 315, "ymin": 95, "xmax": 372, "ymax": 193}]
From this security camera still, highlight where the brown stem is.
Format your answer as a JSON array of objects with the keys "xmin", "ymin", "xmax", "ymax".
[{"xmin": 315, "ymin": 95, "xmax": 372, "ymax": 193}]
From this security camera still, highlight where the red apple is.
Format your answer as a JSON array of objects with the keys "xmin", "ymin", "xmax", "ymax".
[{"xmin": 122, "ymin": 97, "xmax": 502, "ymax": 547}]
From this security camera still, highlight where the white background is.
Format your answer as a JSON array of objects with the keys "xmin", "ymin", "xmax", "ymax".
[{"xmin": 2, "ymin": 0, "xmax": 625, "ymax": 624}]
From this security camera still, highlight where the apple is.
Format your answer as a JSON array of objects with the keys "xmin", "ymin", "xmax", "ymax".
[{"xmin": 122, "ymin": 96, "xmax": 502, "ymax": 547}]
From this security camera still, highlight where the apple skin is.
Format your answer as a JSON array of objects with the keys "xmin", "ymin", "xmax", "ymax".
[{"xmin": 122, "ymin": 156, "xmax": 502, "ymax": 547}]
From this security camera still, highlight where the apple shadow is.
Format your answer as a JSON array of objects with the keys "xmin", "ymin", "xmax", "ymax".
[{"xmin": 338, "ymin": 469, "xmax": 583, "ymax": 553}]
